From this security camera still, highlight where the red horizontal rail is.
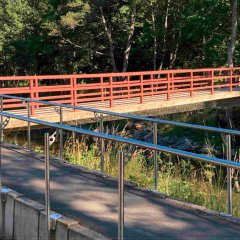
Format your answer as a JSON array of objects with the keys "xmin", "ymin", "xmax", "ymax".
[{"xmin": 0, "ymin": 67, "xmax": 239, "ymax": 114}]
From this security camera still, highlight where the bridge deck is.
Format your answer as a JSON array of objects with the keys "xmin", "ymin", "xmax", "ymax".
[
  {"xmin": 5, "ymin": 88, "xmax": 240, "ymax": 129},
  {"xmin": 2, "ymin": 145, "xmax": 240, "ymax": 239}
]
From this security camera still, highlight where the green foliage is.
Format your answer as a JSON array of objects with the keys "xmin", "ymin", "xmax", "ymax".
[
  {"xmin": 0, "ymin": 0, "xmax": 238, "ymax": 75},
  {"xmin": 62, "ymin": 137, "xmax": 240, "ymax": 217}
]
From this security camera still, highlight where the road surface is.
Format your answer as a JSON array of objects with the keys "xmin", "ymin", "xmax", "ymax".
[{"xmin": 1, "ymin": 145, "xmax": 240, "ymax": 239}]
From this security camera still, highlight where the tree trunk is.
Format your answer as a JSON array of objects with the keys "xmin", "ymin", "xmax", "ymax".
[
  {"xmin": 100, "ymin": 7, "xmax": 118, "ymax": 72},
  {"xmin": 122, "ymin": 3, "xmax": 136, "ymax": 73},
  {"xmin": 227, "ymin": 0, "xmax": 238, "ymax": 68},
  {"xmin": 169, "ymin": 30, "xmax": 181, "ymax": 69},
  {"xmin": 159, "ymin": 0, "xmax": 171, "ymax": 70},
  {"xmin": 151, "ymin": 5, "xmax": 157, "ymax": 71},
  {"xmin": 225, "ymin": 0, "xmax": 237, "ymax": 128}
]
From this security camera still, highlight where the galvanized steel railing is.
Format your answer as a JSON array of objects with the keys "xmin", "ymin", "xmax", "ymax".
[
  {"xmin": 0, "ymin": 98, "xmax": 240, "ymax": 239},
  {"xmin": 0, "ymin": 94, "xmax": 239, "ymax": 217}
]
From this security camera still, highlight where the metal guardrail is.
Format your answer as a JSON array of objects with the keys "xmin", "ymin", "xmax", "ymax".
[
  {"xmin": 0, "ymin": 94, "xmax": 239, "ymax": 217},
  {"xmin": 1, "ymin": 94, "xmax": 240, "ymax": 136},
  {"xmin": 0, "ymin": 108, "xmax": 240, "ymax": 239}
]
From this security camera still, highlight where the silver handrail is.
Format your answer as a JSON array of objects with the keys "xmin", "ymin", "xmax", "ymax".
[
  {"xmin": 1, "ymin": 93, "xmax": 239, "ymax": 216},
  {"xmin": 0, "ymin": 111, "xmax": 239, "ymax": 169},
  {"xmin": 0, "ymin": 94, "xmax": 240, "ymax": 136},
  {"xmin": 0, "ymin": 110, "xmax": 239, "ymax": 239}
]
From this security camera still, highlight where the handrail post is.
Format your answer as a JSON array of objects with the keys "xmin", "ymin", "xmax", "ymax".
[
  {"xmin": 140, "ymin": 74, "xmax": 144, "ymax": 104},
  {"xmin": 167, "ymin": 73, "xmax": 170, "ymax": 100},
  {"xmin": 230, "ymin": 68, "xmax": 233, "ymax": 92},
  {"xmin": 44, "ymin": 133, "xmax": 51, "ymax": 231},
  {"xmin": 30, "ymin": 79, "xmax": 35, "ymax": 115},
  {"xmin": 118, "ymin": 151, "xmax": 124, "ymax": 240},
  {"xmin": 171, "ymin": 73, "xmax": 174, "ymax": 95},
  {"xmin": 100, "ymin": 114, "xmax": 104, "ymax": 173},
  {"xmin": 151, "ymin": 74, "xmax": 154, "ymax": 96},
  {"xmin": 190, "ymin": 72, "xmax": 193, "ymax": 97},
  {"xmin": 211, "ymin": 70, "xmax": 214, "ymax": 95},
  {"xmin": 71, "ymin": 78, "xmax": 77, "ymax": 107},
  {"xmin": 153, "ymin": 123, "xmax": 158, "ymax": 191},
  {"xmin": 35, "ymin": 78, "xmax": 40, "ymax": 109},
  {"xmin": 110, "ymin": 76, "xmax": 113, "ymax": 108},
  {"xmin": 59, "ymin": 107, "xmax": 63, "ymax": 161},
  {"xmin": 226, "ymin": 134, "xmax": 232, "ymax": 215},
  {"xmin": 70, "ymin": 78, "xmax": 74, "ymax": 106},
  {"xmin": 101, "ymin": 77, "xmax": 104, "ymax": 102},
  {"xmin": 73, "ymin": 78, "xmax": 77, "ymax": 106},
  {"xmin": 128, "ymin": 76, "xmax": 130, "ymax": 99},
  {"xmin": 27, "ymin": 101, "xmax": 31, "ymax": 149}
]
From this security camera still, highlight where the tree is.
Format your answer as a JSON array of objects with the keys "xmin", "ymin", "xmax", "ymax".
[
  {"xmin": 0, "ymin": 0, "xmax": 31, "ymax": 74},
  {"xmin": 227, "ymin": 0, "xmax": 238, "ymax": 67},
  {"xmin": 0, "ymin": 0, "xmax": 239, "ymax": 75},
  {"xmin": 98, "ymin": 0, "xmax": 139, "ymax": 72}
]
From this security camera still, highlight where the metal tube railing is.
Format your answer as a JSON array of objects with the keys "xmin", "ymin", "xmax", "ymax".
[
  {"xmin": 0, "ymin": 110, "xmax": 240, "ymax": 238},
  {"xmin": 118, "ymin": 151, "xmax": 124, "ymax": 240},
  {"xmin": 153, "ymin": 123, "xmax": 158, "ymax": 191},
  {"xmin": 1, "ymin": 93, "xmax": 240, "ymax": 199},
  {"xmin": 59, "ymin": 106, "xmax": 64, "ymax": 160},
  {"xmin": 1, "ymin": 94, "xmax": 240, "ymax": 137},
  {"xmin": 100, "ymin": 113, "xmax": 105, "ymax": 173},
  {"xmin": 44, "ymin": 133, "xmax": 51, "ymax": 231},
  {"xmin": 1, "ymin": 111, "xmax": 240, "ymax": 169},
  {"xmin": 0, "ymin": 97, "xmax": 3, "ymax": 195},
  {"xmin": 27, "ymin": 101, "xmax": 31, "ymax": 149},
  {"xmin": 226, "ymin": 134, "xmax": 233, "ymax": 215},
  {"xmin": 1, "ymin": 94, "xmax": 240, "ymax": 210}
]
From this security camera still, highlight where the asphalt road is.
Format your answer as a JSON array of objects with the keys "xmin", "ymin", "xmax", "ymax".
[{"xmin": 2, "ymin": 146, "xmax": 240, "ymax": 240}]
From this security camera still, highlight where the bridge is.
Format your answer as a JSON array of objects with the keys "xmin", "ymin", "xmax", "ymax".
[
  {"xmin": 1, "ymin": 67, "xmax": 240, "ymax": 129},
  {"xmin": 1, "ymin": 92, "xmax": 240, "ymax": 239}
]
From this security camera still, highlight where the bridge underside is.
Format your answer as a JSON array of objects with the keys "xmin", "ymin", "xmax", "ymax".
[{"xmin": 5, "ymin": 89, "xmax": 240, "ymax": 130}]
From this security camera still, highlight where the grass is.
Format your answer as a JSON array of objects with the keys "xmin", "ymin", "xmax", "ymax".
[{"xmin": 62, "ymin": 136, "xmax": 240, "ymax": 218}]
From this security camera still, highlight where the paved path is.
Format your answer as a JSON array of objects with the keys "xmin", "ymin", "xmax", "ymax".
[{"xmin": 2, "ymin": 145, "xmax": 240, "ymax": 239}]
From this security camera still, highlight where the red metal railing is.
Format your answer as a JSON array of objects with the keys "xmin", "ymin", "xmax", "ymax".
[{"xmin": 1, "ymin": 67, "xmax": 240, "ymax": 115}]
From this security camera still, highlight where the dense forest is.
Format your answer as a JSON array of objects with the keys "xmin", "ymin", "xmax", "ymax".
[{"xmin": 0, "ymin": 0, "xmax": 238, "ymax": 76}]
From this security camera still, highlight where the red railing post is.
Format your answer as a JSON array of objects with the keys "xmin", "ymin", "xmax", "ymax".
[
  {"xmin": 110, "ymin": 76, "xmax": 113, "ymax": 107},
  {"xmin": 151, "ymin": 74, "xmax": 154, "ymax": 96},
  {"xmin": 101, "ymin": 77, "xmax": 104, "ymax": 102},
  {"xmin": 190, "ymin": 71, "xmax": 193, "ymax": 97},
  {"xmin": 70, "ymin": 78, "xmax": 74, "ymax": 106},
  {"xmin": 35, "ymin": 78, "xmax": 39, "ymax": 109},
  {"xmin": 73, "ymin": 78, "xmax": 77, "ymax": 106},
  {"xmin": 140, "ymin": 74, "xmax": 144, "ymax": 104},
  {"xmin": 127, "ymin": 75, "xmax": 130, "ymax": 99},
  {"xmin": 167, "ymin": 73, "xmax": 170, "ymax": 100},
  {"xmin": 211, "ymin": 70, "xmax": 214, "ymax": 95},
  {"xmin": 71, "ymin": 78, "xmax": 77, "ymax": 106},
  {"xmin": 29, "ymin": 79, "xmax": 35, "ymax": 116},
  {"xmin": 172, "ymin": 73, "xmax": 174, "ymax": 95},
  {"xmin": 230, "ymin": 68, "xmax": 233, "ymax": 92}
]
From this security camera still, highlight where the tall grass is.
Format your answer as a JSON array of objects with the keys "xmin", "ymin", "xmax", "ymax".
[{"xmin": 63, "ymin": 136, "xmax": 240, "ymax": 217}]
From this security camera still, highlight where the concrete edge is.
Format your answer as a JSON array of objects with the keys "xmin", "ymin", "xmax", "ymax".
[
  {"xmin": 1, "ymin": 186, "xmax": 109, "ymax": 240},
  {"xmin": 68, "ymin": 224, "xmax": 108, "ymax": 240},
  {"xmin": 2, "ymin": 143, "xmax": 240, "ymax": 226},
  {"xmin": 15, "ymin": 196, "xmax": 46, "ymax": 212},
  {"xmin": 1, "ymin": 188, "xmax": 23, "ymax": 200}
]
